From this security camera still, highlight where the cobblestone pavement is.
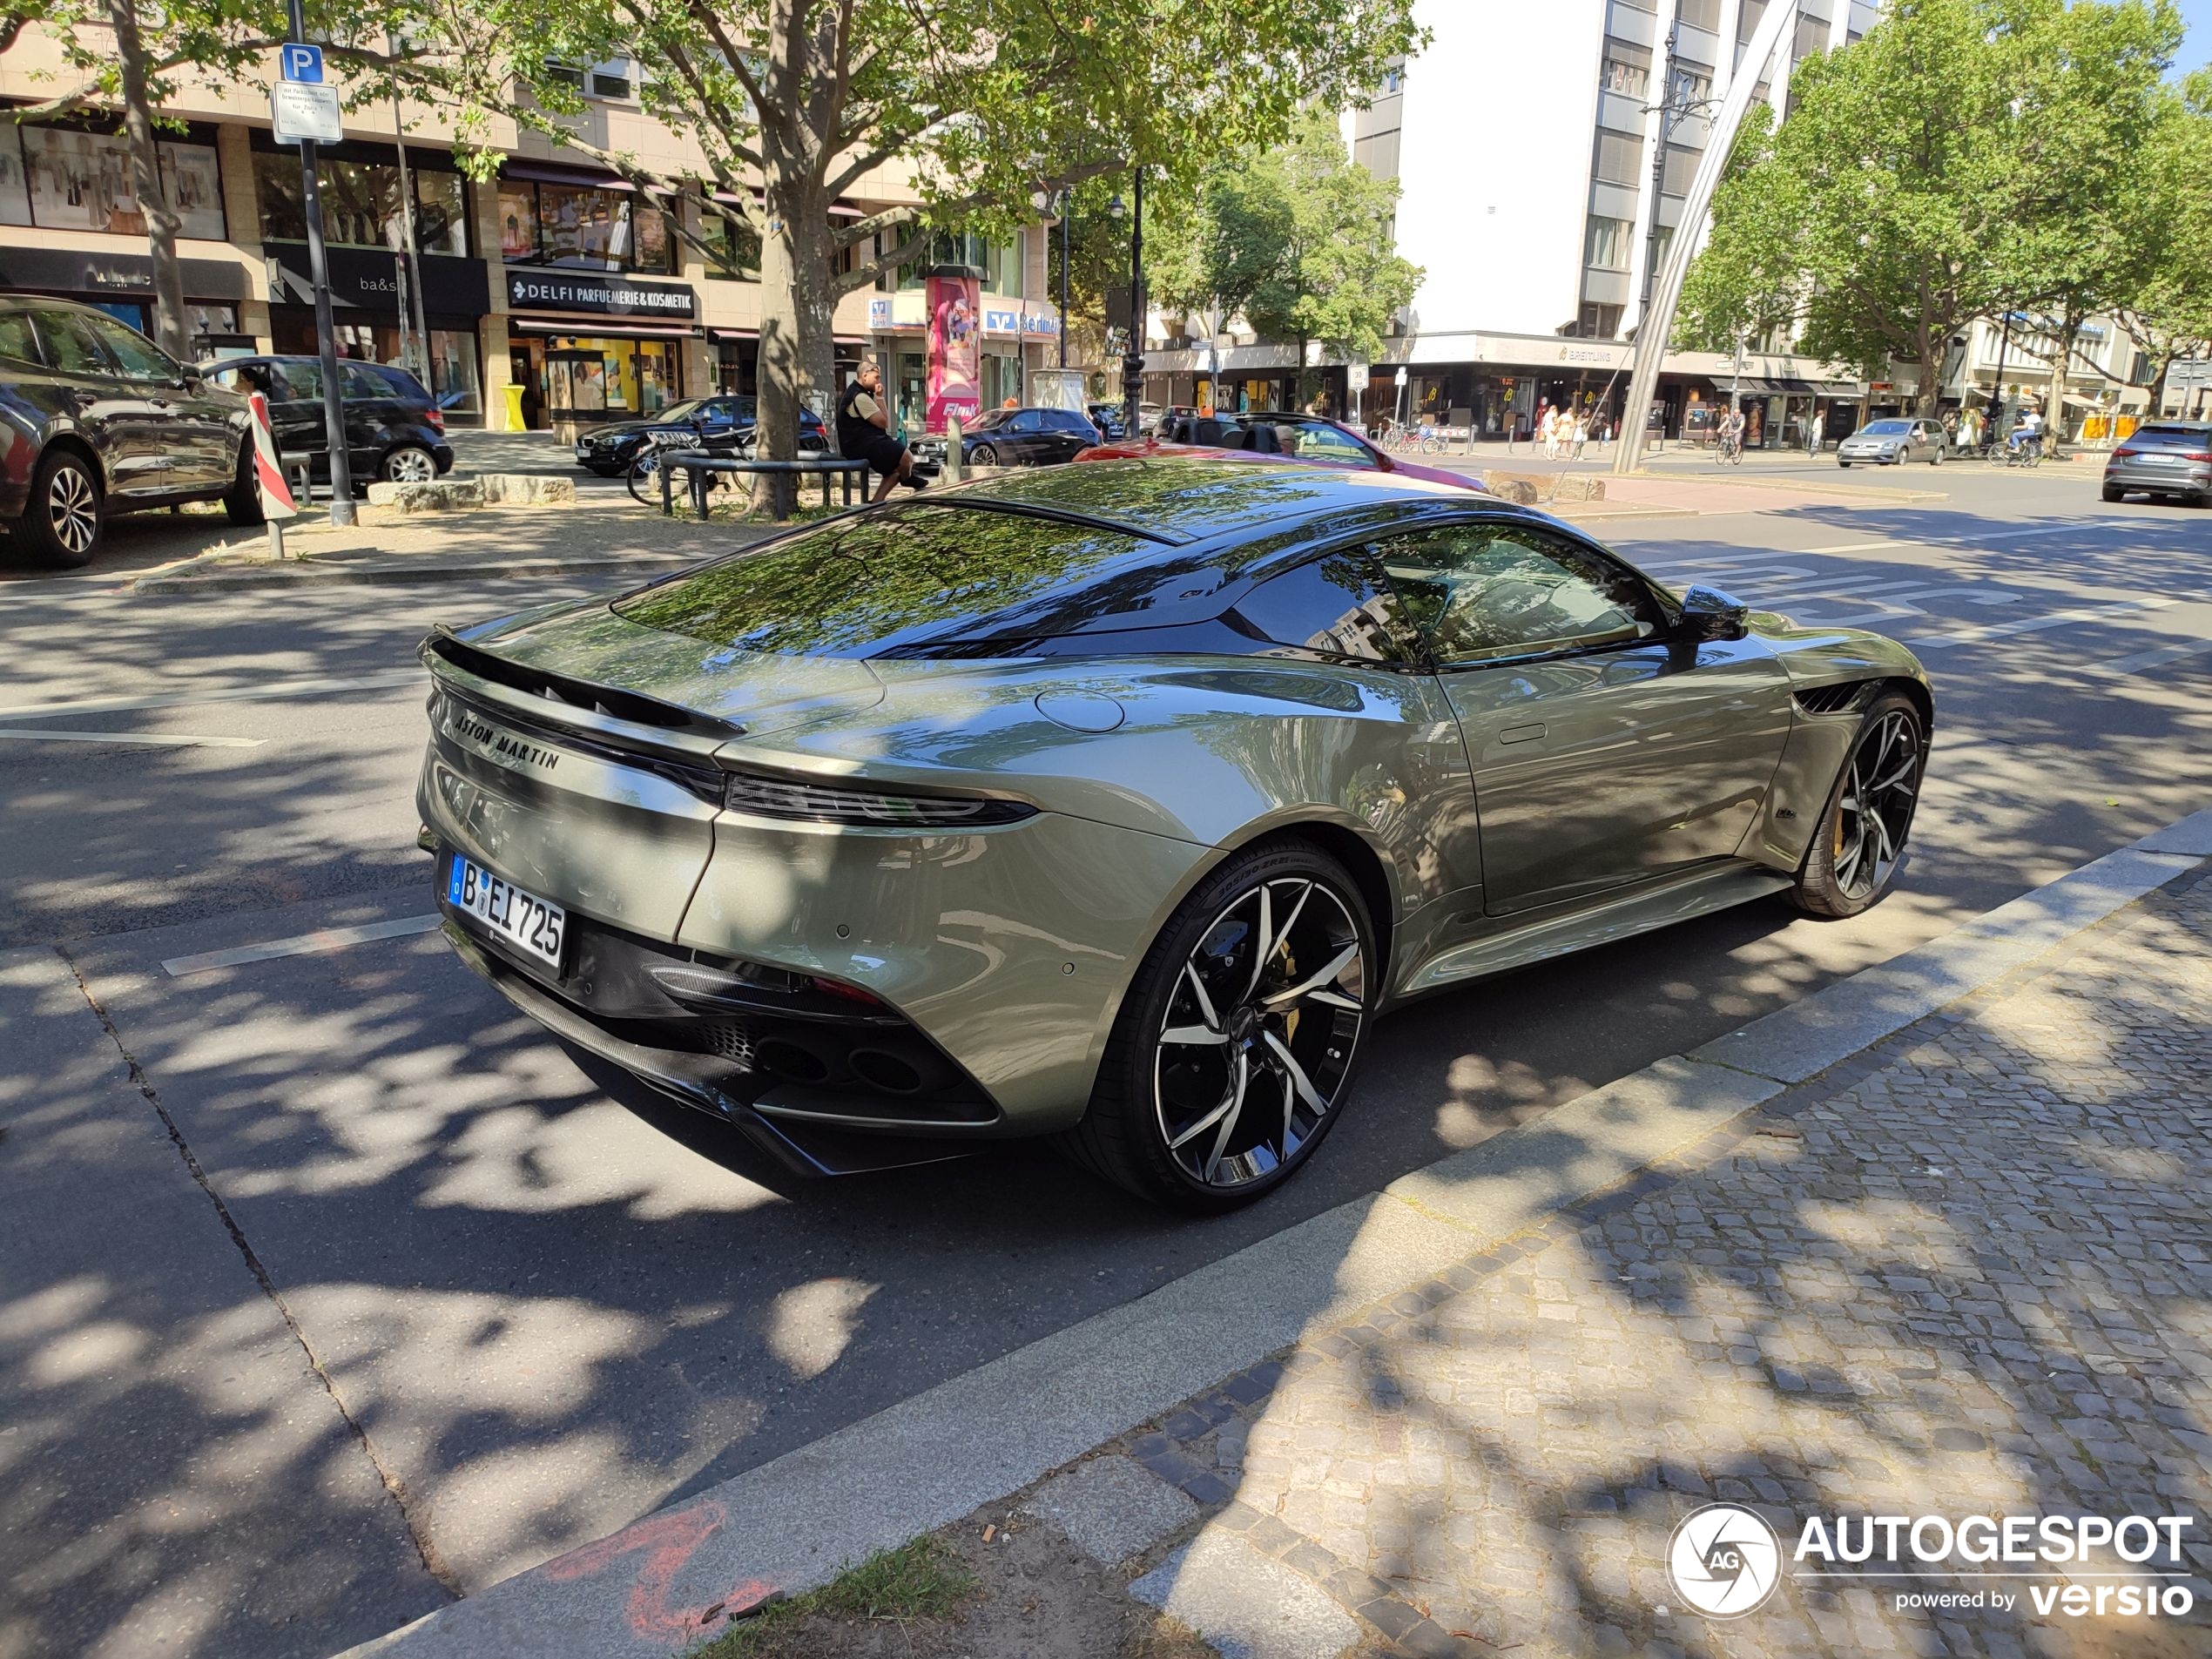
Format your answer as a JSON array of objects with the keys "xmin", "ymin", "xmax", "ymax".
[{"xmin": 1108, "ymin": 864, "xmax": 2212, "ymax": 1659}]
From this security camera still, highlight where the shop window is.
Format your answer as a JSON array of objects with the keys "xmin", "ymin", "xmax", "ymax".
[
  {"xmin": 16, "ymin": 125, "xmax": 223, "ymax": 238},
  {"xmin": 498, "ymin": 179, "xmax": 677, "ymax": 273},
  {"xmin": 258, "ymin": 152, "xmax": 467, "ymax": 256}
]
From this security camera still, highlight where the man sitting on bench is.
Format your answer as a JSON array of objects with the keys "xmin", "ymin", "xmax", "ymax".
[{"xmin": 837, "ymin": 360, "xmax": 924, "ymax": 502}]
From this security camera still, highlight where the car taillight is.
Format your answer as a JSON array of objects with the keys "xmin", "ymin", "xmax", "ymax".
[
  {"xmin": 2113, "ymin": 448, "xmax": 2137, "ymax": 459},
  {"xmin": 723, "ymin": 770, "xmax": 1036, "ymax": 826},
  {"xmin": 426, "ymin": 408, "xmax": 446, "ymax": 433},
  {"xmin": 2182, "ymin": 450, "xmax": 2212, "ymax": 462}
]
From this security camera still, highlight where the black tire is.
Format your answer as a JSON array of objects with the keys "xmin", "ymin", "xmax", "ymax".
[
  {"xmin": 222, "ymin": 439, "xmax": 266, "ymax": 526},
  {"xmin": 971, "ymin": 442, "xmax": 999, "ymax": 467},
  {"xmin": 1790, "ymin": 691, "xmax": 1927, "ymax": 920},
  {"xmin": 379, "ymin": 444, "xmax": 439, "ymax": 484},
  {"xmin": 15, "ymin": 446, "xmax": 103, "ymax": 568},
  {"xmin": 1063, "ymin": 839, "xmax": 1376, "ymax": 1212},
  {"xmin": 2102, "ymin": 484, "xmax": 2124, "ymax": 502},
  {"xmin": 1930, "ymin": 447, "xmax": 1943, "ymax": 466}
]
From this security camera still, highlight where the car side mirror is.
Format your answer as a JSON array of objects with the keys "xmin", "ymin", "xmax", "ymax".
[{"xmin": 1678, "ymin": 583, "xmax": 1750, "ymax": 642}]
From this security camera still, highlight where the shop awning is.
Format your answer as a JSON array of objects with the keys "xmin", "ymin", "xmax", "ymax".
[
  {"xmin": 1811, "ymin": 380, "xmax": 1865, "ymax": 396},
  {"xmin": 509, "ymin": 317, "xmax": 698, "ymax": 338},
  {"xmin": 502, "ymin": 161, "xmax": 637, "ymax": 191},
  {"xmin": 2062, "ymin": 393, "xmax": 2107, "ymax": 409},
  {"xmin": 1730, "ymin": 376, "xmax": 1818, "ymax": 395},
  {"xmin": 708, "ymin": 327, "xmax": 758, "ymax": 341}
]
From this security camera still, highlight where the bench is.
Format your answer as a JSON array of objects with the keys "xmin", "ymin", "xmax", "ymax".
[{"xmin": 659, "ymin": 451, "xmax": 873, "ymax": 520}]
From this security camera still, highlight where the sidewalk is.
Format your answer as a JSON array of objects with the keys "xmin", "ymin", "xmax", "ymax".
[
  {"xmin": 1106, "ymin": 855, "xmax": 2212, "ymax": 1658},
  {"xmin": 343, "ymin": 816, "xmax": 2212, "ymax": 1659}
]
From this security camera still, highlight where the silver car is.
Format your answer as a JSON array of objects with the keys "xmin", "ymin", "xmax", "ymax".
[
  {"xmin": 1837, "ymin": 418, "xmax": 1945, "ymax": 468},
  {"xmin": 416, "ymin": 461, "xmax": 1933, "ymax": 1211},
  {"xmin": 2102, "ymin": 421, "xmax": 2212, "ymax": 505}
]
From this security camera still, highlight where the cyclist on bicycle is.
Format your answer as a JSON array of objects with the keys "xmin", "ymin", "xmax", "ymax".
[
  {"xmin": 2007, "ymin": 407, "xmax": 2045, "ymax": 460},
  {"xmin": 1717, "ymin": 407, "xmax": 1746, "ymax": 462}
]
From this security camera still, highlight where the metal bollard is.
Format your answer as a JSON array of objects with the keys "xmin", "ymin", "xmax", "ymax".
[{"xmin": 945, "ymin": 413, "xmax": 962, "ymax": 484}]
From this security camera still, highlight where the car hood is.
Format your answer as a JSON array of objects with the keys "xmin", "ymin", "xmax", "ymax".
[{"xmin": 442, "ymin": 598, "xmax": 885, "ymax": 736}]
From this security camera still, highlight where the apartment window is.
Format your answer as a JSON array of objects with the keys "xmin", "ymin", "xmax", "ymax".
[
  {"xmin": 1581, "ymin": 303, "xmax": 1623, "ymax": 338},
  {"xmin": 1669, "ymin": 61, "xmax": 1714, "ymax": 105},
  {"xmin": 543, "ymin": 59, "xmax": 587, "ymax": 91},
  {"xmin": 1602, "ymin": 39, "xmax": 1652, "ymax": 98},
  {"xmin": 1593, "ymin": 131, "xmax": 1644, "ymax": 187},
  {"xmin": 1737, "ymin": 0, "xmax": 1769, "ymax": 41},
  {"xmin": 708, "ymin": 210, "xmax": 760, "ymax": 278},
  {"xmin": 590, "ymin": 59, "xmax": 635, "ymax": 99},
  {"xmin": 1380, "ymin": 64, "xmax": 1406, "ymax": 94},
  {"xmin": 258, "ymin": 152, "xmax": 466, "ymax": 256},
  {"xmin": 1676, "ymin": 0, "xmax": 1722, "ymax": 30},
  {"xmin": 1792, "ymin": 15, "xmax": 1827, "ymax": 61},
  {"xmin": 1653, "ymin": 223, "xmax": 1677, "ymax": 268},
  {"xmin": 1661, "ymin": 143, "xmax": 1700, "ymax": 196},
  {"xmin": 890, "ymin": 230, "xmax": 1015, "ymax": 292},
  {"xmin": 1586, "ymin": 215, "xmax": 1635, "ymax": 270}
]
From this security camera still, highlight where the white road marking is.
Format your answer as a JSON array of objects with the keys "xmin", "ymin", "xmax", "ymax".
[
  {"xmin": 2090, "ymin": 635, "xmax": 2212, "ymax": 677},
  {"xmin": 1909, "ymin": 597, "xmax": 2177, "ymax": 648},
  {"xmin": 0, "ymin": 668, "xmax": 424, "ymax": 723},
  {"xmin": 0, "ymin": 728, "xmax": 268, "ymax": 749},
  {"xmin": 162, "ymin": 914, "xmax": 443, "ymax": 977}
]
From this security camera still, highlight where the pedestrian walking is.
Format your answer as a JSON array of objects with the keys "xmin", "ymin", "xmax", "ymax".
[
  {"xmin": 1807, "ymin": 408, "xmax": 1825, "ymax": 455},
  {"xmin": 1571, "ymin": 411, "xmax": 1589, "ymax": 459}
]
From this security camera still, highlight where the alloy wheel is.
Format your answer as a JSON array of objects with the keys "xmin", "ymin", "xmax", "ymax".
[
  {"xmin": 46, "ymin": 463, "xmax": 98, "ymax": 556},
  {"xmin": 1153, "ymin": 877, "xmax": 1366, "ymax": 1190},
  {"xmin": 385, "ymin": 448, "xmax": 437, "ymax": 483},
  {"xmin": 1833, "ymin": 710, "xmax": 1923, "ymax": 900}
]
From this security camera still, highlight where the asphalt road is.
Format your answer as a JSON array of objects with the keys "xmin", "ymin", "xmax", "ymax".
[{"xmin": 4, "ymin": 461, "xmax": 2210, "ymax": 1658}]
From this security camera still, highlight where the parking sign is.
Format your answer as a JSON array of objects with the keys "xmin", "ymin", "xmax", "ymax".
[{"xmin": 280, "ymin": 43, "xmax": 323, "ymax": 82}]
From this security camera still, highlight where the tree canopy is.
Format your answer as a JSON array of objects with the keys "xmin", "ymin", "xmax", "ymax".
[{"xmin": 1677, "ymin": 0, "xmax": 2203, "ymax": 417}]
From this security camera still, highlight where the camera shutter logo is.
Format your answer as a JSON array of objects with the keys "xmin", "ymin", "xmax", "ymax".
[{"xmin": 1668, "ymin": 1503, "xmax": 1783, "ymax": 1618}]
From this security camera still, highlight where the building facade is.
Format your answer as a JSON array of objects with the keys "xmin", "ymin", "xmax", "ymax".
[{"xmin": 0, "ymin": 31, "xmax": 1060, "ymax": 431}]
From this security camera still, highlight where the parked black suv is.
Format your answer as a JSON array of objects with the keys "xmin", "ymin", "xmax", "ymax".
[
  {"xmin": 570, "ymin": 395, "xmax": 828, "ymax": 475},
  {"xmin": 908, "ymin": 406, "xmax": 1103, "ymax": 473},
  {"xmin": 0, "ymin": 296, "xmax": 260, "ymax": 569},
  {"xmin": 202, "ymin": 354, "xmax": 454, "ymax": 486}
]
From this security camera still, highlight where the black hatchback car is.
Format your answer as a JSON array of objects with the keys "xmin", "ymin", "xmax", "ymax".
[
  {"xmin": 570, "ymin": 395, "xmax": 828, "ymax": 475},
  {"xmin": 0, "ymin": 295, "xmax": 259, "ymax": 568},
  {"xmin": 202, "ymin": 355, "xmax": 454, "ymax": 486},
  {"xmin": 909, "ymin": 406, "xmax": 1103, "ymax": 472}
]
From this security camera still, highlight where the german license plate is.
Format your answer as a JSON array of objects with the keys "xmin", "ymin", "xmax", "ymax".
[{"xmin": 448, "ymin": 854, "xmax": 566, "ymax": 968}]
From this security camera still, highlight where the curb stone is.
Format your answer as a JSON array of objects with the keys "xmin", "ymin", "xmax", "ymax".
[{"xmin": 334, "ymin": 807, "xmax": 2212, "ymax": 1659}]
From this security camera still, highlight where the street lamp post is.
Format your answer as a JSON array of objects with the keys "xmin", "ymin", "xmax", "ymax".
[
  {"xmin": 1057, "ymin": 191, "xmax": 1069, "ymax": 371},
  {"xmin": 1986, "ymin": 311, "xmax": 2012, "ymax": 443},
  {"xmin": 1118, "ymin": 169, "xmax": 1145, "ymax": 435}
]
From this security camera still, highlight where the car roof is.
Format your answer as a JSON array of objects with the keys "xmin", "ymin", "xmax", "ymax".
[{"xmin": 933, "ymin": 456, "xmax": 1498, "ymax": 547}]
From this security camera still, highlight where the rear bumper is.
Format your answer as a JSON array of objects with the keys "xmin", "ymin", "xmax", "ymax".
[{"xmin": 2106, "ymin": 462, "xmax": 2209, "ymax": 493}]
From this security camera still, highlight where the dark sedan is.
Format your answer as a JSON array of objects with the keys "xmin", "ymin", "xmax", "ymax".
[
  {"xmin": 570, "ymin": 396, "xmax": 827, "ymax": 475},
  {"xmin": 910, "ymin": 406, "xmax": 1102, "ymax": 472},
  {"xmin": 2102, "ymin": 421, "xmax": 2212, "ymax": 505},
  {"xmin": 1, "ymin": 295, "xmax": 258, "ymax": 568},
  {"xmin": 1081, "ymin": 409, "xmax": 1484, "ymax": 493},
  {"xmin": 202, "ymin": 354, "xmax": 454, "ymax": 485}
]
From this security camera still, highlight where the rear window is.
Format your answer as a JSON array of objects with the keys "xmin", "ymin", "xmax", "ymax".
[
  {"xmin": 2130, "ymin": 425, "xmax": 2209, "ymax": 446},
  {"xmin": 612, "ymin": 504, "xmax": 1156, "ymax": 657}
]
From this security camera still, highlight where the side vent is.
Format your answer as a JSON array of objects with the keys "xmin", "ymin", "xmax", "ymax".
[{"xmin": 1793, "ymin": 681, "xmax": 1870, "ymax": 717}]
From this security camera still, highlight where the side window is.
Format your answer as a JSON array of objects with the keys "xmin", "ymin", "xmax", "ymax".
[
  {"xmin": 31, "ymin": 310, "xmax": 113, "ymax": 377},
  {"xmin": 1009, "ymin": 410, "xmax": 1043, "ymax": 433},
  {"xmin": 275, "ymin": 361, "xmax": 324, "ymax": 401},
  {"xmin": 1376, "ymin": 521, "xmax": 1661, "ymax": 665},
  {"xmin": 80, "ymin": 314, "xmax": 180, "ymax": 382},
  {"xmin": 1231, "ymin": 550, "xmax": 1419, "ymax": 664},
  {"xmin": 0, "ymin": 312, "xmax": 42, "ymax": 366},
  {"xmin": 1282, "ymin": 422, "xmax": 1369, "ymax": 464},
  {"xmin": 341, "ymin": 362, "xmax": 389, "ymax": 401}
]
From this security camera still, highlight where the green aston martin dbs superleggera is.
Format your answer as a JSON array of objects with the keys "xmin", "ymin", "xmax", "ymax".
[{"xmin": 416, "ymin": 460, "xmax": 1932, "ymax": 1211}]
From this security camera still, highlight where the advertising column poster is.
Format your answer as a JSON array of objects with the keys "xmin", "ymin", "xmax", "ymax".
[{"xmin": 925, "ymin": 273, "xmax": 981, "ymax": 435}]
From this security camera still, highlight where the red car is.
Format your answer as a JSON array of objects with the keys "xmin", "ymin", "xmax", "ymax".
[{"xmin": 1075, "ymin": 409, "xmax": 1485, "ymax": 492}]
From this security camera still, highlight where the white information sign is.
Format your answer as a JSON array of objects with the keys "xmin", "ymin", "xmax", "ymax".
[{"xmin": 271, "ymin": 81, "xmax": 342, "ymax": 145}]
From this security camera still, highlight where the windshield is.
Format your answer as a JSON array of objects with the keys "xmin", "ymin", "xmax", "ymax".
[
  {"xmin": 1862, "ymin": 420, "xmax": 1911, "ymax": 435},
  {"xmin": 612, "ymin": 503, "xmax": 1154, "ymax": 657}
]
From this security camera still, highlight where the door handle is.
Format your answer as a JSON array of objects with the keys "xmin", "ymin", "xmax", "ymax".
[
  {"xmin": 1498, "ymin": 723, "xmax": 1547, "ymax": 745},
  {"xmin": 148, "ymin": 397, "xmax": 172, "ymax": 409}
]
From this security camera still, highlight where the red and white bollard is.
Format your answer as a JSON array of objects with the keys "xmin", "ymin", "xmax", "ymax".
[{"xmin": 249, "ymin": 391, "xmax": 300, "ymax": 559}]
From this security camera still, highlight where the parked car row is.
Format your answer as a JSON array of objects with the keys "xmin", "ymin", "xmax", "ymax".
[
  {"xmin": 0, "ymin": 295, "xmax": 455, "ymax": 569},
  {"xmin": 571, "ymin": 396, "xmax": 829, "ymax": 476}
]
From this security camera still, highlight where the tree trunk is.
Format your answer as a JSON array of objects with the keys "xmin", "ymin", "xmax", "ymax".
[
  {"xmin": 2047, "ymin": 314, "xmax": 2080, "ymax": 455},
  {"xmin": 107, "ymin": 0, "xmax": 186, "ymax": 358}
]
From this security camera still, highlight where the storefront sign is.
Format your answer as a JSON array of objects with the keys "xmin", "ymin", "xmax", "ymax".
[
  {"xmin": 273, "ymin": 246, "xmax": 488, "ymax": 315},
  {"xmin": 506, "ymin": 270, "xmax": 697, "ymax": 320},
  {"xmin": 983, "ymin": 308, "xmax": 1021, "ymax": 334},
  {"xmin": 925, "ymin": 272, "xmax": 981, "ymax": 435},
  {"xmin": 1021, "ymin": 311, "xmax": 1059, "ymax": 336},
  {"xmin": 0, "ymin": 247, "xmax": 246, "ymax": 300},
  {"xmin": 868, "ymin": 297, "xmax": 894, "ymax": 328}
]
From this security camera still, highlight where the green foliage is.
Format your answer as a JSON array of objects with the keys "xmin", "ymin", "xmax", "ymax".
[
  {"xmin": 1678, "ymin": 0, "xmax": 2202, "ymax": 410},
  {"xmin": 1151, "ymin": 107, "xmax": 1421, "ymax": 365}
]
